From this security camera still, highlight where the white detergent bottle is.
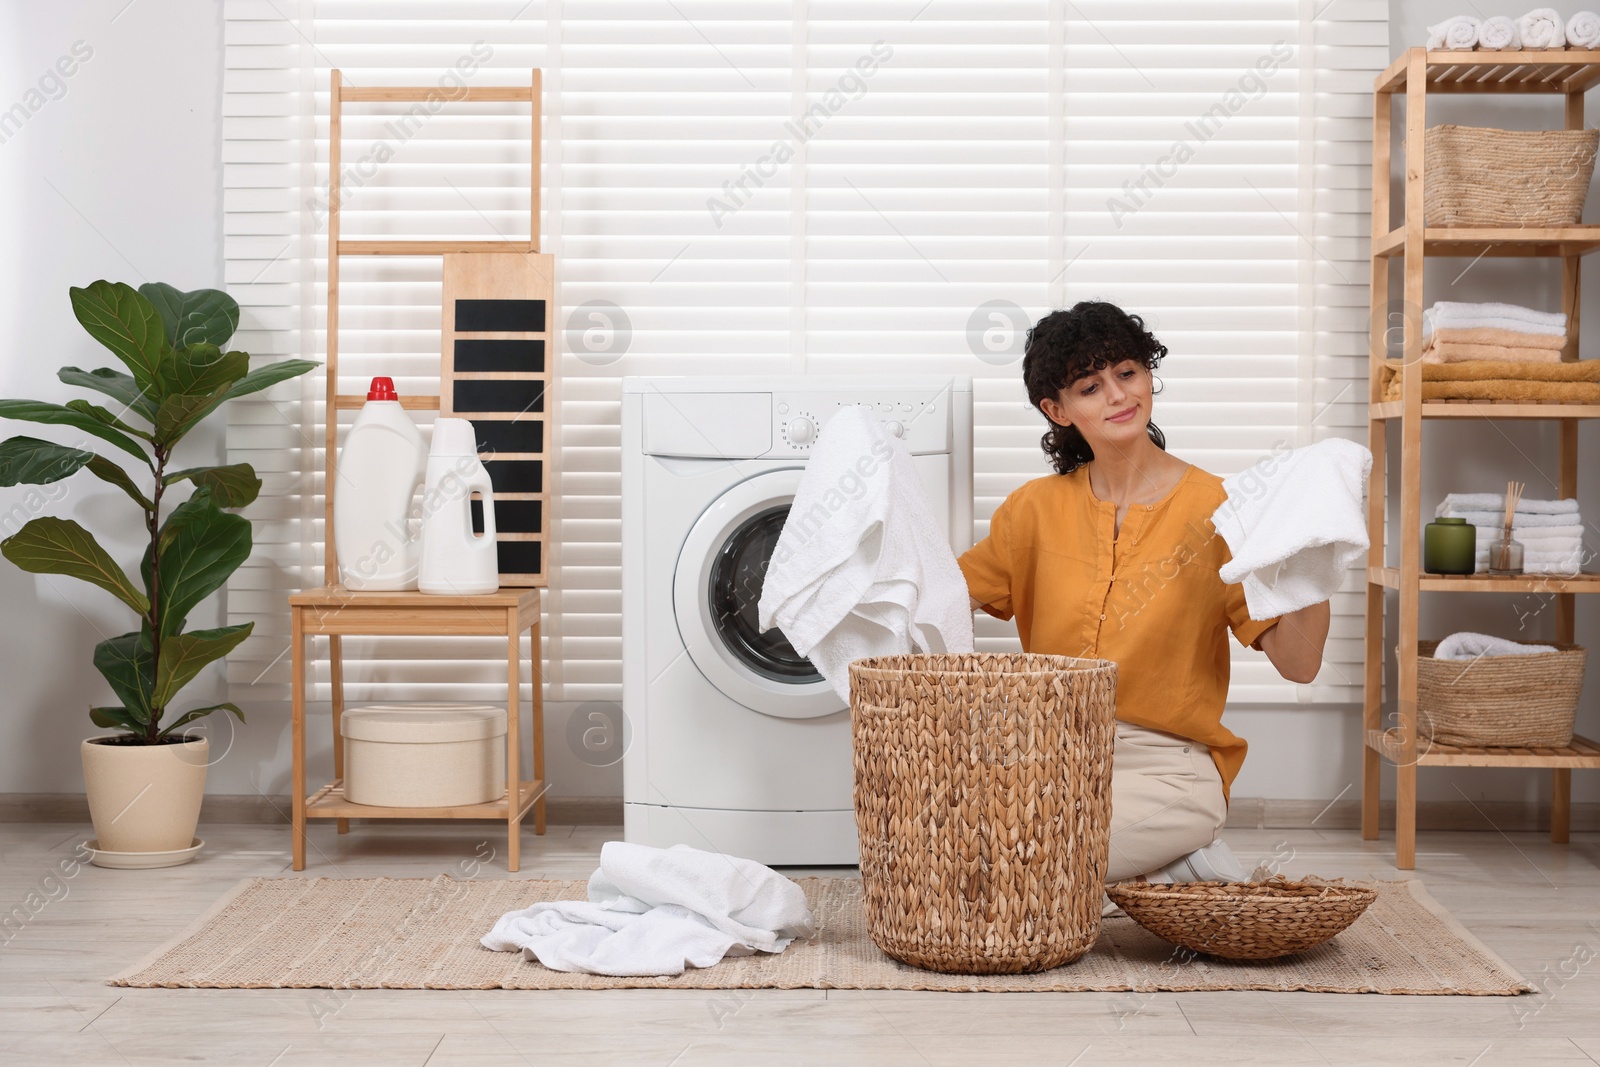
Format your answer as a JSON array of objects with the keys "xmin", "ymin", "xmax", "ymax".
[
  {"xmin": 334, "ymin": 377, "xmax": 428, "ymax": 590},
  {"xmin": 418, "ymin": 417, "xmax": 500, "ymax": 596}
]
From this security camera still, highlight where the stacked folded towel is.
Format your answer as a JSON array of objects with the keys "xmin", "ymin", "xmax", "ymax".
[
  {"xmin": 1379, "ymin": 358, "xmax": 1600, "ymax": 403},
  {"xmin": 1426, "ymin": 10, "xmax": 1600, "ymax": 50},
  {"xmin": 1435, "ymin": 493, "xmax": 1587, "ymax": 574},
  {"xmin": 1422, "ymin": 301, "xmax": 1568, "ymax": 365}
]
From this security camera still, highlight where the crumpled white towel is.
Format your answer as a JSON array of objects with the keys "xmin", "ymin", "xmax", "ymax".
[
  {"xmin": 1437, "ymin": 493, "xmax": 1579, "ymax": 516},
  {"xmin": 1423, "ymin": 302, "xmax": 1568, "ymax": 337},
  {"xmin": 1428, "ymin": 15, "xmax": 1482, "ymax": 48},
  {"xmin": 1480, "ymin": 15, "xmax": 1524, "ymax": 49},
  {"xmin": 1434, "ymin": 631, "xmax": 1558, "ymax": 659},
  {"xmin": 481, "ymin": 842, "xmax": 816, "ymax": 976},
  {"xmin": 757, "ymin": 405, "xmax": 973, "ymax": 701},
  {"xmin": 1213, "ymin": 438, "xmax": 1372, "ymax": 620},
  {"xmin": 1519, "ymin": 7, "xmax": 1567, "ymax": 47},
  {"xmin": 1568, "ymin": 11, "xmax": 1600, "ymax": 46}
]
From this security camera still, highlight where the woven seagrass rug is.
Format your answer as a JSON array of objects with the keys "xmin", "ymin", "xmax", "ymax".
[{"xmin": 109, "ymin": 876, "xmax": 1530, "ymax": 995}]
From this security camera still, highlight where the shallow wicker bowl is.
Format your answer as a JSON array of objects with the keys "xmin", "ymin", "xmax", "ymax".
[{"xmin": 1105, "ymin": 877, "xmax": 1377, "ymax": 960}]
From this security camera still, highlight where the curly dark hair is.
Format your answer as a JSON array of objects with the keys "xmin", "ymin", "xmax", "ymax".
[{"xmin": 1022, "ymin": 301, "xmax": 1168, "ymax": 474}]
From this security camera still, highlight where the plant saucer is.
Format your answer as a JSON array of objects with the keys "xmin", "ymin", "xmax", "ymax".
[{"xmin": 82, "ymin": 838, "xmax": 203, "ymax": 870}]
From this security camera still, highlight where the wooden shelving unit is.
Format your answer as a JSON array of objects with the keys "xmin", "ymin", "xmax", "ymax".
[
  {"xmin": 288, "ymin": 70, "xmax": 550, "ymax": 872},
  {"xmin": 1364, "ymin": 48, "xmax": 1600, "ymax": 869}
]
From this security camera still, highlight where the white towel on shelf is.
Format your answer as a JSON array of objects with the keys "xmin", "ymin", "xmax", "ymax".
[
  {"xmin": 1213, "ymin": 439, "xmax": 1372, "ymax": 620},
  {"xmin": 1470, "ymin": 528, "xmax": 1585, "ymax": 549},
  {"xmin": 1427, "ymin": 15, "xmax": 1482, "ymax": 48},
  {"xmin": 1568, "ymin": 11, "xmax": 1600, "ymax": 46},
  {"xmin": 1423, "ymin": 302, "xmax": 1568, "ymax": 338},
  {"xmin": 1437, "ymin": 493, "xmax": 1578, "ymax": 516},
  {"xmin": 481, "ymin": 842, "xmax": 816, "ymax": 976},
  {"xmin": 1448, "ymin": 511, "xmax": 1584, "ymax": 530},
  {"xmin": 1519, "ymin": 8, "xmax": 1568, "ymax": 47},
  {"xmin": 756, "ymin": 405, "xmax": 973, "ymax": 701},
  {"xmin": 1480, "ymin": 15, "xmax": 1524, "ymax": 49},
  {"xmin": 1434, "ymin": 631, "xmax": 1558, "ymax": 659}
]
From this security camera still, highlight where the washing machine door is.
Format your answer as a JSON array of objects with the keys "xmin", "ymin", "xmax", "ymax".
[{"xmin": 673, "ymin": 467, "xmax": 847, "ymax": 720}]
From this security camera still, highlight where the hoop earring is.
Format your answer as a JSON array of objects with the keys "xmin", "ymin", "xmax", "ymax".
[{"xmin": 1151, "ymin": 373, "xmax": 1164, "ymax": 395}]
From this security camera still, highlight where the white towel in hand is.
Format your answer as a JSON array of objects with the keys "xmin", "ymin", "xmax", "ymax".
[
  {"xmin": 1437, "ymin": 493, "xmax": 1579, "ymax": 516},
  {"xmin": 1434, "ymin": 631, "xmax": 1558, "ymax": 659},
  {"xmin": 1423, "ymin": 302, "xmax": 1568, "ymax": 337},
  {"xmin": 1428, "ymin": 15, "xmax": 1482, "ymax": 48},
  {"xmin": 1213, "ymin": 438, "xmax": 1372, "ymax": 620},
  {"xmin": 1519, "ymin": 8, "xmax": 1567, "ymax": 47},
  {"xmin": 757, "ymin": 405, "xmax": 973, "ymax": 701},
  {"xmin": 1480, "ymin": 16, "xmax": 1524, "ymax": 49},
  {"xmin": 1569, "ymin": 11, "xmax": 1600, "ymax": 47},
  {"xmin": 481, "ymin": 842, "xmax": 815, "ymax": 976}
]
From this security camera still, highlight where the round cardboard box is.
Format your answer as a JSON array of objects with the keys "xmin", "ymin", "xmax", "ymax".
[{"xmin": 341, "ymin": 704, "xmax": 507, "ymax": 807}]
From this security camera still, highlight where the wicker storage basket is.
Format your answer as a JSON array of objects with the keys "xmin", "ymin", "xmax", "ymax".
[
  {"xmin": 848, "ymin": 652, "xmax": 1117, "ymax": 975},
  {"xmin": 1104, "ymin": 878, "xmax": 1377, "ymax": 960},
  {"xmin": 1424, "ymin": 124, "xmax": 1598, "ymax": 227},
  {"xmin": 1416, "ymin": 639, "xmax": 1585, "ymax": 748}
]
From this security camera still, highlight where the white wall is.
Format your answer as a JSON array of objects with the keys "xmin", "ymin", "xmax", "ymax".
[{"xmin": 2, "ymin": 1, "xmax": 1595, "ymax": 814}]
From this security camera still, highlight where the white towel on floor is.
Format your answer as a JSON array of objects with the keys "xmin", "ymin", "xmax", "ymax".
[
  {"xmin": 1423, "ymin": 302, "xmax": 1568, "ymax": 338},
  {"xmin": 1520, "ymin": 8, "xmax": 1568, "ymax": 47},
  {"xmin": 1437, "ymin": 493, "xmax": 1578, "ymax": 516},
  {"xmin": 1428, "ymin": 15, "xmax": 1482, "ymax": 48},
  {"xmin": 1434, "ymin": 631, "xmax": 1558, "ymax": 659},
  {"xmin": 1213, "ymin": 439, "xmax": 1372, "ymax": 619},
  {"xmin": 1569, "ymin": 11, "xmax": 1600, "ymax": 46},
  {"xmin": 481, "ymin": 842, "xmax": 815, "ymax": 976},
  {"xmin": 757, "ymin": 405, "xmax": 973, "ymax": 701},
  {"xmin": 1480, "ymin": 15, "xmax": 1524, "ymax": 49}
]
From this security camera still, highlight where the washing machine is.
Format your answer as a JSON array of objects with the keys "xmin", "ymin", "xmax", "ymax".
[{"xmin": 621, "ymin": 376, "xmax": 973, "ymax": 866}]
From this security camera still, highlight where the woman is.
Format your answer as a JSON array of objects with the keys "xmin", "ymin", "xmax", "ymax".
[{"xmin": 958, "ymin": 301, "xmax": 1330, "ymax": 884}]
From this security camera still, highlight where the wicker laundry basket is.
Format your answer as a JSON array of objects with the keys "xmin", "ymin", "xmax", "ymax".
[
  {"xmin": 848, "ymin": 652, "xmax": 1117, "ymax": 975},
  {"xmin": 1424, "ymin": 124, "xmax": 1598, "ymax": 227},
  {"xmin": 1105, "ymin": 877, "xmax": 1377, "ymax": 960},
  {"xmin": 1416, "ymin": 639, "xmax": 1585, "ymax": 748}
]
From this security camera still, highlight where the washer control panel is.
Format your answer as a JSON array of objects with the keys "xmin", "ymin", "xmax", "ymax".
[{"xmin": 773, "ymin": 389, "xmax": 951, "ymax": 455}]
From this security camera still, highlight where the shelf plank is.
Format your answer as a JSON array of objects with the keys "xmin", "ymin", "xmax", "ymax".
[
  {"xmin": 1369, "ymin": 399, "xmax": 1600, "ymax": 420},
  {"xmin": 1373, "ymin": 225, "xmax": 1600, "ymax": 258},
  {"xmin": 1366, "ymin": 730, "xmax": 1600, "ymax": 768},
  {"xmin": 305, "ymin": 779, "xmax": 549, "ymax": 820},
  {"xmin": 340, "ymin": 87, "xmax": 536, "ymax": 103},
  {"xmin": 339, "ymin": 240, "xmax": 536, "ymax": 256},
  {"xmin": 1378, "ymin": 49, "xmax": 1600, "ymax": 93},
  {"xmin": 1368, "ymin": 565, "xmax": 1600, "ymax": 593}
]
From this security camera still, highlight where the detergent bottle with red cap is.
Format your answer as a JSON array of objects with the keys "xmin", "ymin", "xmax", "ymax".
[{"xmin": 333, "ymin": 376, "xmax": 430, "ymax": 590}]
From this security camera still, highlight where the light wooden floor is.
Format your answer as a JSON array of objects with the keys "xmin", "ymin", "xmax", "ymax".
[{"xmin": 0, "ymin": 822, "xmax": 1597, "ymax": 1066}]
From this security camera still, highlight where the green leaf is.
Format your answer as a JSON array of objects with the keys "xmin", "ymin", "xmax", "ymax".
[
  {"xmin": 0, "ymin": 436, "xmax": 93, "ymax": 485},
  {"xmin": 0, "ymin": 400, "xmax": 149, "ymax": 461},
  {"xmin": 90, "ymin": 705, "xmax": 145, "ymax": 733},
  {"xmin": 93, "ymin": 632, "xmax": 154, "ymax": 725},
  {"xmin": 138, "ymin": 284, "xmax": 239, "ymax": 349},
  {"xmin": 85, "ymin": 455, "xmax": 154, "ymax": 510},
  {"xmin": 158, "ymin": 701, "xmax": 244, "ymax": 740},
  {"xmin": 1, "ymin": 517, "xmax": 149, "ymax": 615},
  {"xmin": 142, "ymin": 489, "xmax": 251, "ymax": 638},
  {"xmin": 58, "ymin": 366, "xmax": 157, "ymax": 422},
  {"xmin": 152, "ymin": 389, "xmax": 229, "ymax": 446},
  {"xmin": 163, "ymin": 463, "xmax": 261, "ymax": 509},
  {"xmin": 152, "ymin": 622, "xmax": 254, "ymax": 709},
  {"xmin": 69, "ymin": 281, "xmax": 171, "ymax": 392},
  {"xmin": 168, "ymin": 343, "xmax": 248, "ymax": 397},
  {"xmin": 223, "ymin": 359, "xmax": 320, "ymax": 401},
  {"xmin": 65, "ymin": 399, "xmax": 152, "ymax": 442}
]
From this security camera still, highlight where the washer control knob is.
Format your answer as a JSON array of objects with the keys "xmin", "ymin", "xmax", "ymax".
[
  {"xmin": 886, "ymin": 420, "xmax": 905, "ymax": 439},
  {"xmin": 788, "ymin": 416, "xmax": 816, "ymax": 445}
]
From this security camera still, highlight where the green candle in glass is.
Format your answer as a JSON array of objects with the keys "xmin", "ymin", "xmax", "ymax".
[{"xmin": 1424, "ymin": 517, "xmax": 1476, "ymax": 575}]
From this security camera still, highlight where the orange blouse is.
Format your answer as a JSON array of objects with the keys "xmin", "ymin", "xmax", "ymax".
[{"xmin": 956, "ymin": 464, "xmax": 1279, "ymax": 800}]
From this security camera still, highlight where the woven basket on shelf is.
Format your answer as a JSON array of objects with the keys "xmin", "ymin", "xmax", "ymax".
[
  {"xmin": 848, "ymin": 652, "xmax": 1117, "ymax": 975},
  {"xmin": 1416, "ymin": 639, "xmax": 1584, "ymax": 748},
  {"xmin": 1424, "ymin": 124, "xmax": 1598, "ymax": 227},
  {"xmin": 1105, "ymin": 877, "xmax": 1377, "ymax": 961}
]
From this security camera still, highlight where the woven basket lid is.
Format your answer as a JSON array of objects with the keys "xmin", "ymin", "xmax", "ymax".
[{"xmin": 341, "ymin": 703, "xmax": 506, "ymax": 744}]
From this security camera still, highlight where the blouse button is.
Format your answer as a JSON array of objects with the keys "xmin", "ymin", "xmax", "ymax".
[{"xmin": 1099, "ymin": 613, "xmax": 1107, "ymax": 620}]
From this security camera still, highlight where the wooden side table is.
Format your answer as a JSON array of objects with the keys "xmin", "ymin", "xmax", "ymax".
[{"xmin": 288, "ymin": 585, "xmax": 548, "ymax": 871}]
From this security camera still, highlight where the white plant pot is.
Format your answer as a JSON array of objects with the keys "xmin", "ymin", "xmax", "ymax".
[{"xmin": 81, "ymin": 735, "xmax": 208, "ymax": 863}]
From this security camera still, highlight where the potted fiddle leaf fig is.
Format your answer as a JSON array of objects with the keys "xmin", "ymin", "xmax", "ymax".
[{"xmin": 0, "ymin": 280, "xmax": 317, "ymax": 868}]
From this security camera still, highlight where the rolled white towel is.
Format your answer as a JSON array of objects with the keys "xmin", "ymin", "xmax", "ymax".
[
  {"xmin": 1519, "ymin": 8, "xmax": 1567, "ymax": 48},
  {"xmin": 1433, "ymin": 631, "xmax": 1558, "ymax": 659},
  {"xmin": 1568, "ymin": 11, "xmax": 1600, "ymax": 47},
  {"xmin": 1480, "ymin": 15, "xmax": 1524, "ymax": 49},
  {"xmin": 1437, "ymin": 493, "xmax": 1579, "ymax": 516},
  {"xmin": 1428, "ymin": 15, "xmax": 1483, "ymax": 49}
]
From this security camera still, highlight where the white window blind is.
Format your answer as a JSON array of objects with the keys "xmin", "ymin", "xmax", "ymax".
[{"xmin": 222, "ymin": 0, "xmax": 1386, "ymax": 712}]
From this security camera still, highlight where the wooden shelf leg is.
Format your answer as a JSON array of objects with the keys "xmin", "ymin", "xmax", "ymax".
[
  {"xmin": 291, "ymin": 609, "xmax": 308, "ymax": 872},
  {"xmin": 1396, "ymin": 760, "xmax": 1416, "ymax": 870},
  {"xmin": 532, "ymin": 619, "xmax": 546, "ymax": 836},
  {"xmin": 1364, "ymin": 80, "xmax": 1391, "ymax": 845},
  {"xmin": 506, "ymin": 608, "xmax": 521, "ymax": 873},
  {"xmin": 1553, "ymin": 768, "xmax": 1572, "ymax": 844},
  {"xmin": 330, "ymin": 633, "xmax": 348, "ymax": 835}
]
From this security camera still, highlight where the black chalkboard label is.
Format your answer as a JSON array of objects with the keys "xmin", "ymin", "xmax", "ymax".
[
  {"xmin": 455, "ymin": 339, "xmax": 545, "ymax": 373},
  {"xmin": 471, "ymin": 499, "xmax": 542, "ymax": 535},
  {"xmin": 472, "ymin": 419, "xmax": 543, "ymax": 456},
  {"xmin": 455, "ymin": 380, "xmax": 544, "ymax": 414},
  {"xmin": 496, "ymin": 540, "xmax": 542, "ymax": 574},
  {"xmin": 483, "ymin": 459, "xmax": 543, "ymax": 493},
  {"xmin": 455, "ymin": 299, "xmax": 546, "ymax": 332}
]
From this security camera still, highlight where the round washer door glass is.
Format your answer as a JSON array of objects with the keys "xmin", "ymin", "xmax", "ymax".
[{"xmin": 707, "ymin": 506, "xmax": 821, "ymax": 684}]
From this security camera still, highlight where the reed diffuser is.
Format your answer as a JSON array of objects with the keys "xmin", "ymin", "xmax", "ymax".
[{"xmin": 1488, "ymin": 480, "xmax": 1525, "ymax": 576}]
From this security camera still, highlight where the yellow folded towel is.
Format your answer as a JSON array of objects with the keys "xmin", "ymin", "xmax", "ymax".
[
  {"xmin": 1425, "ymin": 327, "xmax": 1567, "ymax": 350},
  {"xmin": 1422, "ymin": 341, "xmax": 1565, "ymax": 364},
  {"xmin": 1380, "ymin": 359, "xmax": 1600, "ymax": 403}
]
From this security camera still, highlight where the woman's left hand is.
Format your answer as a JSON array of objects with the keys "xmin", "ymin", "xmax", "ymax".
[{"xmin": 1256, "ymin": 600, "xmax": 1331, "ymax": 684}]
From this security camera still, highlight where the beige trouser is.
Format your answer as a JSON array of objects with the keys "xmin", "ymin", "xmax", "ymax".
[{"xmin": 1103, "ymin": 721, "xmax": 1230, "ymax": 883}]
